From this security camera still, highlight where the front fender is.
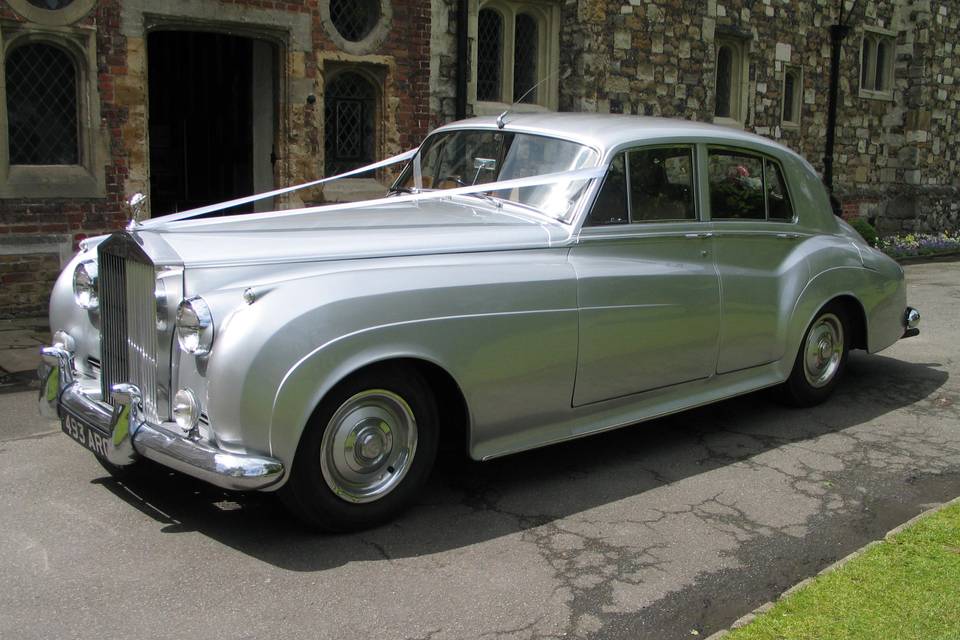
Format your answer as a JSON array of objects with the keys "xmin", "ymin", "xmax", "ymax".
[
  {"xmin": 202, "ymin": 251, "xmax": 578, "ymax": 481},
  {"xmin": 268, "ymin": 305, "xmax": 579, "ymax": 471}
]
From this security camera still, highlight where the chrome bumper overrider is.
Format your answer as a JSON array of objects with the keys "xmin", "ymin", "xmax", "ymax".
[
  {"xmin": 902, "ymin": 306, "xmax": 920, "ymax": 339},
  {"xmin": 39, "ymin": 345, "xmax": 284, "ymax": 491}
]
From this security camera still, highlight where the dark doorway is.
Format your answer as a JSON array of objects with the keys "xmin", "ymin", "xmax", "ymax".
[{"xmin": 147, "ymin": 31, "xmax": 276, "ymax": 217}]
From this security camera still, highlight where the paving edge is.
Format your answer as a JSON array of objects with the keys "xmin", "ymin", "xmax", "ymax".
[
  {"xmin": 894, "ymin": 251, "xmax": 960, "ymax": 264},
  {"xmin": 705, "ymin": 495, "xmax": 960, "ymax": 640}
]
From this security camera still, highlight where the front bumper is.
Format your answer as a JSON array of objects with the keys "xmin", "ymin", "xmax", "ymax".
[{"xmin": 39, "ymin": 346, "xmax": 284, "ymax": 491}]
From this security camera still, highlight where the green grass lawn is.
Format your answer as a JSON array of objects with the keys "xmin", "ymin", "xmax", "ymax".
[{"xmin": 726, "ymin": 500, "xmax": 960, "ymax": 640}]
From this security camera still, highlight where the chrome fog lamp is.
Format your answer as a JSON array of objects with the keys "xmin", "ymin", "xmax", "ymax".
[
  {"xmin": 176, "ymin": 297, "xmax": 214, "ymax": 355},
  {"xmin": 172, "ymin": 388, "xmax": 200, "ymax": 434},
  {"xmin": 72, "ymin": 260, "xmax": 99, "ymax": 309}
]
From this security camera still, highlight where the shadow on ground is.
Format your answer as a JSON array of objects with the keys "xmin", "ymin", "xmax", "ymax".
[{"xmin": 93, "ymin": 352, "xmax": 949, "ymax": 571}]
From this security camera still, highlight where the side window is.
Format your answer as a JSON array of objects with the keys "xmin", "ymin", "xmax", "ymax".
[
  {"xmin": 585, "ymin": 153, "xmax": 628, "ymax": 226},
  {"xmin": 708, "ymin": 149, "xmax": 795, "ymax": 222},
  {"xmin": 628, "ymin": 146, "xmax": 695, "ymax": 222},
  {"xmin": 765, "ymin": 159, "xmax": 794, "ymax": 221},
  {"xmin": 708, "ymin": 150, "xmax": 765, "ymax": 220}
]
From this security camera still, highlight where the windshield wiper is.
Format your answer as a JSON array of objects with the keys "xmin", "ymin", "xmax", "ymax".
[{"xmin": 456, "ymin": 191, "xmax": 502, "ymax": 208}]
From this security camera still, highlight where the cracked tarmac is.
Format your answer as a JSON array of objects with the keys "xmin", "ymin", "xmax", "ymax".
[{"xmin": 1, "ymin": 261, "xmax": 958, "ymax": 639}]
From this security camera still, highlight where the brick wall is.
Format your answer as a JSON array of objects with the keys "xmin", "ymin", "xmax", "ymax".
[
  {"xmin": 0, "ymin": 2, "xmax": 125, "ymax": 318},
  {"xmin": 0, "ymin": 0, "xmax": 432, "ymax": 317},
  {"xmin": 0, "ymin": 253, "xmax": 60, "ymax": 318}
]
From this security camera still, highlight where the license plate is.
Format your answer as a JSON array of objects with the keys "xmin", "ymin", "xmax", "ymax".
[{"xmin": 62, "ymin": 413, "xmax": 112, "ymax": 458}]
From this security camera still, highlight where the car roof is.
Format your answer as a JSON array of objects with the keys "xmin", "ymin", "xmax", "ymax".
[{"xmin": 434, "ymin": 112, "xmax": 796, "ymax": 158}]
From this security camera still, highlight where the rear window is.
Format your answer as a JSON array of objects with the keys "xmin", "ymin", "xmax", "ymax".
[{"xmin": 708, "ymin": 149, "xmax": 794, "ymax": 222}]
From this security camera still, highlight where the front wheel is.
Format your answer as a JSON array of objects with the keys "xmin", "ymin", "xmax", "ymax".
[
  {"xmin": 95, "ymin": 455, "xmax": 146, "ymax": 481},
  {"xmin": 780, "ymin": 303, "xmax": 850, "ymax": 407},
  {"xmin": 279, "ymin": 364, "xmax": 438, "ymax": 532}
]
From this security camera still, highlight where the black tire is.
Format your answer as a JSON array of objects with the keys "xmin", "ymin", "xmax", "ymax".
[
  {"xmin": 94, "ymin": 455, "xmax": 146, "ymax": 481},
  {"xmin": 780, "ymin": 302, "xmax": 850, "ymax": 407},
  {"xmin": 279, "ymin": 364, "xmax": 439, "ymax": 532}
]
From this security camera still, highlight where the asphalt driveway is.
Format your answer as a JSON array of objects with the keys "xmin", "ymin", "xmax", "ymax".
[{"xmin": 1, "ymin": 260, "xmax": 957, "ymax": 640}]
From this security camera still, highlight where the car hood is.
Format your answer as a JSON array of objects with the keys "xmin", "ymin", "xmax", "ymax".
[{"xmin": 133, "ymin": 198, "xmax": 571, "ymax": 267}]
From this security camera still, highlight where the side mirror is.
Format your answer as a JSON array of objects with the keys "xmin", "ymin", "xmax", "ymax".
[{"xmin": 474, "ymin": 157, "xmax": 497, "ymax": 172}]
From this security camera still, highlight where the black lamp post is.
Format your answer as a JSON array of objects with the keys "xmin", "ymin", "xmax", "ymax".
[{"xmin": 823, "ymin": 0, "xmax": 860, "ymax": 193}]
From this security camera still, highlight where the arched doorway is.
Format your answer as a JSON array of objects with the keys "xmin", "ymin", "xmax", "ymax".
[{"xmin": 147, "ymin": 31, "xmax": 278, "ymax": 215}]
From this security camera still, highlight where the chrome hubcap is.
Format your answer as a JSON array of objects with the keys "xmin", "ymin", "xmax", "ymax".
[
  {"xmin": 320, "ymin": 389, "xmax": 417, "ymax": 503},
  {"xmin": 803, "ymin": 313, "xmax": 844, "ymax": 388}
]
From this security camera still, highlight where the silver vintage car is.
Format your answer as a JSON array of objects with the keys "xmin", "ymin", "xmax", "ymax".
[{"xmin": 40, "ymin": 114, "xmax": 920, "ymax": 530}]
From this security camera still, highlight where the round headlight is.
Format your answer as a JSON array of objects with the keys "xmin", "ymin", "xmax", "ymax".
[
  {"xmin": 73, "ymin": 260, "xmax": 99, "ymax": 310},
  {"xmin": 176, "ymin": 297, "xmax": 214, "ymax": 355},
  {"xmin": 172, "ymin": 388, "xmax": 200, "ymax": 434}
]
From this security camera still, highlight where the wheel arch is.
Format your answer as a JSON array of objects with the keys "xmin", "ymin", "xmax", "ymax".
[
  {"xmin": 827, "ymin": 294, "xmax": 868, "ymax": 351},
  {"xmin": 308, "ymin": 357, "xmax": 471, "ymax": 459},
  {"xmin": 786, "ymin": 267, "xmax": 872, "ymax": 376},
  {"xmin": 269, "ymin": 346, "xmax": 472, "ymax": 480}
]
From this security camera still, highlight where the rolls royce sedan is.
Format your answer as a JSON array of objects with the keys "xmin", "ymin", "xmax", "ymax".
[{"xmin": 39, "ymin": 113, "xmax": 920, "ymax": 531}]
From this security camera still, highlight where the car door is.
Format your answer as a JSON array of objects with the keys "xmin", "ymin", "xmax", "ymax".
[
  {"xmin": 706, "ymin": 147, "xmax": 807, "ymax": 373},
  {"xmin": 569, "ymin": 144, "xmax": 721, "ymax": 407}
]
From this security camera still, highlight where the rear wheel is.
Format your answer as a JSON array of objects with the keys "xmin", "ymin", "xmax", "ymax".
[
  {"xmin": 780, "ymin": 302, "xmax": 850, "ymax": 407},
  {"xmin": 280, "ymin": 364, "xmax": 438, "ymax": 532}
]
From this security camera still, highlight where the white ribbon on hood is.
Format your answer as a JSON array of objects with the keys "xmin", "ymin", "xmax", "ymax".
[
  {"xmin": 141, "ymin": 148, "xmax": 418, "ymax": 228},
  {"xmin": 141, "ymin": 149, "xmax": 605, "ymax": 231}
]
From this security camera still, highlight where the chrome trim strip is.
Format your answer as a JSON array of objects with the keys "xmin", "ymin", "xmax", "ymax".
[
  {"xmin": 707, "ymin": 229, "xmax": 811, "ymax": 240},
  {"xmin": 38, "ymin": 346, "xmax": 284, "ymax": 491},
  {"xmin": 576, "ymin": 229, "xmax": 713, "ymax": 242}
]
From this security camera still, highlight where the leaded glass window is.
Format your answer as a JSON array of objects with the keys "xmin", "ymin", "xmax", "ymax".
[
  {"xmin": 329, "ymin": 0, "xmax": 380, "ymax": 43},
  {"xmin": 477, "ymin": 9, "xmax": 503, "ymax": 102},
  {"xmin": 874, "ymin": 40, "xmax": 888, "ymax": 91},
  {"xmin": 513, "ymin": 13, "xmax": 538, "ymax": 103},
  {"xmin": 27, "ymin": 0, "xmax": 76, "ymax": 8},
  {"xmin": 860, "ymin": 38, "xmax": 873, "ymax": 88},
  {"xmin": 6, "ymin": 42, "xmax": 79, "ymax": 165},
  {"xmin": 783, "ymin": 72, "xmax": 795, "ymax": 122},
  {"xmin": 860, "ymin": 32, "xmax": 894, "ymax": 95},
  {"xmin": 782, "ymin": 67, "xmax": 801, "ymax": 126},
  {"xmin": 715, "ymin": 45, "xmax": 733, "ymax": 118},
  {"xmin": 714, "ymin": 37, "xmax": 746, "ymax": 122},
  {"xmin": 324, "ymin": 71, "xmax": 376, "ymax": 175}
]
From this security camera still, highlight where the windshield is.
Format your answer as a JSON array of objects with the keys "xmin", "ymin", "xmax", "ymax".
[{"xmin": 394, "ymin": 130, "xmax": 599, "ymax": 221}]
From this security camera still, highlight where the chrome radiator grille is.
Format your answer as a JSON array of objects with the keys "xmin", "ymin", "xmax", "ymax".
[{"xmin": 99, "ymin": 240, "xmax": 160, "ymax": 423}]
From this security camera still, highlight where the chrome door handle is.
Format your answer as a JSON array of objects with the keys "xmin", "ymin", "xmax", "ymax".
[
  {"xmin": 776, "ymin": 232, "xmax": 800, "ymax": 240},
  {"xmin": 684, "ymin": 232, "xmax": 714, "ymax": 239}
]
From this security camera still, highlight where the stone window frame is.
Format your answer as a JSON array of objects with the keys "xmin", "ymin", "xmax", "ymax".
[
  {"xmin": 0, "ymin": 21, "xmax": 106, "ymax": 199},
  {"xmin": 713, "ymin": 35, "xmax": 750, "ymax": 128},
  {"xmin": 781, "ymin": 64, "xmax": 803, "ymax": 129},
  {"xmin": 320, "ymin": 61, "xmax": 388, "ymax": 202},
  {"xmin": 5, "ymin": 0, "xmax": 97, "ymax": 27},
  {"xmin": 859, "ymin": 26, "xmax": 895, "ymax": 101},
  {"xmin": 470, "ymin": 0, "xmax": 561, "ymax": 115}
]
